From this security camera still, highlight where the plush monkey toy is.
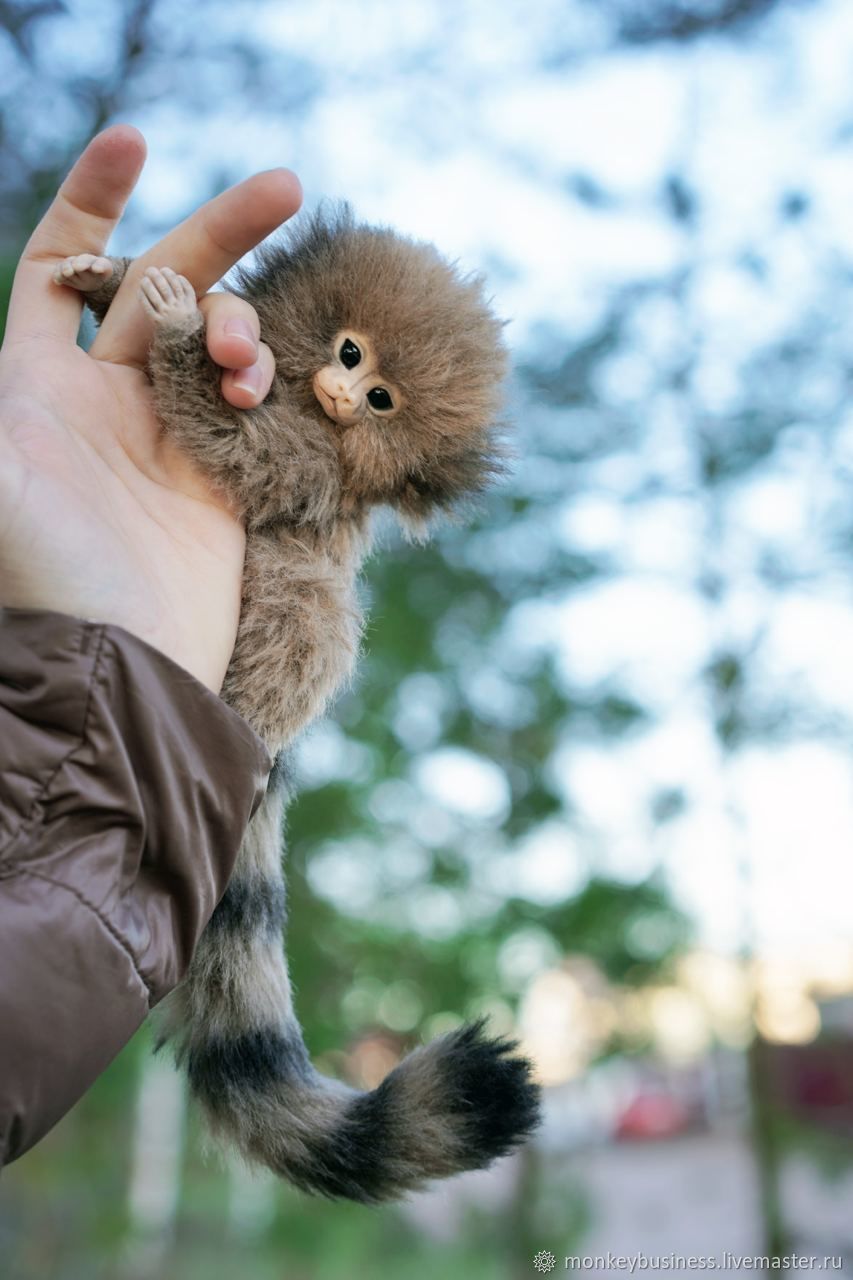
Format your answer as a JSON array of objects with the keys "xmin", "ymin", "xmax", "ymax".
[{"xmin": 55, "ymin": 206, "xmax": 540, "ymax": 1203}]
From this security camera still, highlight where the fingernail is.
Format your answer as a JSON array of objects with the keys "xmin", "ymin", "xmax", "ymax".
[
  {"xmin": 231, "ymin": 363, "xmax": 265, "ymax": 396},
  {"xmin": 224, "ymin": 317, "xmax": 257, "ymax": 352}
]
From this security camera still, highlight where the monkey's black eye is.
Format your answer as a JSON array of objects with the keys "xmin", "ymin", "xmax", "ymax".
[
  {"xmin": 367, "ymin": 387, "xmax": 394, "ymax": 412},
  {"xmin": 340, "ymin": 338, "xmax": 361, "ymax": 369}
]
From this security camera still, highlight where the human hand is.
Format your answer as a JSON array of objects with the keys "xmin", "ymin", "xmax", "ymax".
[{"xmin": 0, "ymin": 125, "xmax": 302, "ymax": 691}]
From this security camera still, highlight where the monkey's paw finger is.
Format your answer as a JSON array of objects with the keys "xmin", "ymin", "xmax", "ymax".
[
  {"xmin": 160, "ymin": 267, "xmax": 197, "ymax": 306},
  {"xmin": 53, "ymin": 254, "xmax": 114, "ymax": 291},
  {"xmin": 139, "ymin": 266, "xmax": 200, "ymax": 327}
]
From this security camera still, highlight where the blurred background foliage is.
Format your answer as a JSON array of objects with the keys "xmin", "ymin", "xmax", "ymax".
[{"xmin": 5, "ymin": 0, "xmax": 853, "ymax": 1275}]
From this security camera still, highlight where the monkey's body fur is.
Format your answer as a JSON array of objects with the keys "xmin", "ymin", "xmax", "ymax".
[{"xmin": 62, "ymin": 207, "xmax": 540, "ymax": 1202}]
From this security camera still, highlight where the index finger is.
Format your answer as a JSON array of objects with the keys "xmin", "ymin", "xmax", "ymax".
[
  {"xmin": 5, "ymin": 125, "xmax": 147, "ymax": 345},
  {"xmin": 91, "ymin": 168, "xmax": 303, "ymax": 367}
]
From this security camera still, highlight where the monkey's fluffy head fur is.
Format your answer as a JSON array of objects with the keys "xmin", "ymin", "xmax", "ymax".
[{"xmin": 235, "ymin": 204, "xmax": 509, "ymax": 530}]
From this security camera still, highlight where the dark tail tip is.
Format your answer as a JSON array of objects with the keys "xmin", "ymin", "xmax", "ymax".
[
  {"xmin": 181, "ymin": 1016, "xmax": 541, "ymax": 1205},
  {"xmin": 285, "ymin": 1019, "xmax": 541, "ymax": 1203},
  {"xmin": 435, "ymin": 1018, "xmax": 542, "ymax": 1166}
]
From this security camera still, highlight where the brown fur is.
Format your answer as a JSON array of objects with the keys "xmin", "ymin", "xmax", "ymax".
[{"xmin": 69, "ymin": 207, "xmax": 538, "ymax": 1202}]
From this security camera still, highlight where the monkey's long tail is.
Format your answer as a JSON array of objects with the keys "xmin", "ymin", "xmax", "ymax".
[{"xmin": 157, "ymin": 783, "xmax": 540, "ymax": 1203}]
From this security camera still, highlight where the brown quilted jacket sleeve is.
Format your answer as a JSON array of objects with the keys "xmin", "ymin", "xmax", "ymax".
[{"xmin": 0, "ymin": 608, "xmax": 271, "ymax": 1165}]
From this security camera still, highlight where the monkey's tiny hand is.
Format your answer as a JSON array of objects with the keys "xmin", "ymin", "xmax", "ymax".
[
  {"xmin": 139, "ymin": 266, "xmax": 201, "ymax": 330},
  {"xmin": 53, "ymin": 254, "xmax": 114, "ymax": 292}
]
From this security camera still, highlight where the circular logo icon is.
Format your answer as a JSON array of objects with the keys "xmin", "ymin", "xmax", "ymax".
[{"xmin": 533, "ymin": 1251, "xmax": 557, "ymax": 1274}]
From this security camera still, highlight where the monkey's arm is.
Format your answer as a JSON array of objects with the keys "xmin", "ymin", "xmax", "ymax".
[
  {"xmin": 141, "ymin": 267, "xmax": 340, "ymax": 527},
  {"xmin": 223, "ymin": 524, "xmax": 361, "ymax": 750},
  {"xmin": 52, "ymin": 254, "xmax": 131, "ymax": 323}
]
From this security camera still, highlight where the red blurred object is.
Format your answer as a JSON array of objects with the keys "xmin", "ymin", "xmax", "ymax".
[
  {"xmin": 615, "ymin": 1092, "xmax": 691, "ymax": 1140},
  {"xmin": 763, "ymin": 1041, "xmax": 853, "ymax": 1134}
]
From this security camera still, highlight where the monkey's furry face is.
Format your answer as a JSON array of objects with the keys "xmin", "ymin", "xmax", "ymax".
[
  {"xmin": 235, "ymin": 206, "xmax": 508, "ymax": 527},
  {"xmin": 312, "ymin": 330, "xmax": 403, "ymax": 429}
]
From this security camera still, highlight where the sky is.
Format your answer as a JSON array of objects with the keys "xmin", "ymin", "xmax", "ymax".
[{"xmin": 100, "ymin": 0, "xmax": 853, "ymax": 959}]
